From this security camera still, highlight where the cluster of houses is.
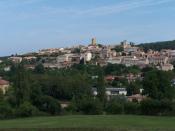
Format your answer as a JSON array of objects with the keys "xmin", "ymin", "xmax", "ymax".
[{"xmin": 7, "ymin": 38, "xmax": 175, "ymax": 71}]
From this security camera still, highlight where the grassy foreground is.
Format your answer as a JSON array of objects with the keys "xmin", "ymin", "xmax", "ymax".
[{"xmin": 0, "ymin": 115, "xmax": 174, "ymax": 131}]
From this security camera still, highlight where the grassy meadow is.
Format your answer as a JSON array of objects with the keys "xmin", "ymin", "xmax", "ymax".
[{"xmin": 0, "ymin": 115, "xmax": 174, "ymax": 131}]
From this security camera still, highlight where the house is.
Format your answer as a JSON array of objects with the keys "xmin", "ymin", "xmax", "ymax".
[
  {"xmin": 0, "ymin": 60, "xmax": 2, "ymax": 63},
  {"xmin": 127, "ymin": 94, "xmax": 146, "ymax": 102},
  {"xmin": 122, "ymin": 41, "xmax": 139, "ymax": 53},
  {"xmin": 136, "ymin": 58, "xmax": 149, "ymax": 65},
  {"xmin": 131, "ymin": 51, "xmax": 145, "ymax": 57},
  {"xmin": 126, "ymin": 73, "xmax": 143, "ymax": 83},
  {"xmin": 124, "ymin": 47, "xmax": 139, "ymax": 53},
  {"xmin": 160, "ymin": 64, "xmax": 174, "ymax": 71},
  {"xmin": 60, "ymin": 101, "xmax": 70, "ymax": 109},
  {"xmin": 69, "ymin": 54, "xmax": 81, "ymax": 65},
  {"xmin": 9, "ymin": 57, "xmax": 22, "ymax": 63},
  {"xmin": 105, "ymin": 75, "xmax": 115, "ymax": 82},
  {"xmin": 107, "ymin": 57, "xmax": 123, "ymax": 64},
  {"xmin": 122, "ymin": 56, "xmax": 139, "ymax": 66},
  {"xmin": 106, "ymin": 88, "xmax": 127, "ymax": 96},
  {"xmin": 24, "ymin": 65, "xmax": 35, "ymax": 70},
  {"xmin": 0, "ymin": 77, "xmax": 9, "ymax": 94},
  {"xmin": 4, "ymin": 66, "xmax": 11, "ymax": 72},
  {"xmin": 168, "ymin": 50, "xmax": 175, "ymax": 62},
  {"xmin": 97, "ymin": 59, "xmax": 107, "ymax": 67},
  {"xmin": 23, "ymin": 56, "xmax": 37, "ymax": 61},
  {"xmin": 100, "ymin": 46, "xmax": 112, "ymax": 59},
  {"xmin": 43, "ymin": 63, "xmax": 61, "ymax": 69},
  {"xmin": 84, "ymin": 52, "xmax": 92, "ymax": 62},
  {"xmin": 92, "ymin": 87, "xmax": 127, "ymax": 100},
  {"xmin": 57, "ymin": 54, "xmax": 80, "ymax": 65},
  {"xmin": 57, "ymin": 54, "xmax": 70, "ymax": 63},
  {"xmin": 148, "ymin": 56, "xmax": 169, "ymax": 65},
  {"xmin": 38, "ymin": 48, "xmax": 60, "ymax": 55},
  {"xmin": 171, "ymin": 79, "xmax": 175, "ymax": 85}
]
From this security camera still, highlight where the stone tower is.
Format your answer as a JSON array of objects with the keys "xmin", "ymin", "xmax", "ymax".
[{"xmin": 91, "ymin": 38, "xmax": 96, "ymax": 46}]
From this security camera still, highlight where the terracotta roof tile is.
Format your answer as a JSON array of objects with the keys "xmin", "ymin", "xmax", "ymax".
[{"xmin": 0, "ymin": 79, "xmax": 9, "ymax": 85}]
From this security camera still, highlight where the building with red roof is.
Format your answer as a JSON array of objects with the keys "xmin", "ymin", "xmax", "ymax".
[{"xmin": 0, "ymin": 77, "xmax": 9, "ymax": 94}]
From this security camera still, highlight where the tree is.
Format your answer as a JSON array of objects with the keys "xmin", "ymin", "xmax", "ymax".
[
  {"xmin": 30, "ymin": 81, "xmax": 43, "ymax": 106},
  {"xmin": 34, "ymin": 63, "xmax": 45, "ymax": 74},
  {"xmin": 143, "ymin": 70, "xmax": 175, "ymax": 100},
  {"xmin": 72, "ymin": 48, "xmax": 80, "ymax": 54},
  {"xmin": 139, "ymin": 40, "xmax": 175, "ymax": 52},
  {"xmin": 104, "ymin": 64, "xmax": 126, "ymax": 75},
  {"xmin": 113, "ymin": 45, "xmax": 123, "ymax": 52},
  {"xmin": 12, "ymin": 64, "xmax": 31, "ymax": 106},
  {"xmin": 0, "ymin": 89, "xmax": 4, "ymax": 101},
  {"xmin": 127, "ymin": 65, "xmax": 141, "ymax": 74},
  {"xmin": 96, "ymin": 71, "xmax": 107, "ymax": 104},
  {"xmin": 127, "ymin": 80, "xmax": 141, "ymax": 96}
]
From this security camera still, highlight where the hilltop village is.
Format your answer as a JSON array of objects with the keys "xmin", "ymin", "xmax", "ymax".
[
  {"xmin": 7, "ymin": 38, "xmax": 175, "ymax": 71},
  {"xmin": 0, "ymin": 38, "xmax": 175, "ymax": 117}
]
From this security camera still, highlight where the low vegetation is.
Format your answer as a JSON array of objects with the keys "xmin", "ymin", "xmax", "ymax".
[{"xmin": 0, "ymin": 115, "xmax": 174, "ymax": 131}]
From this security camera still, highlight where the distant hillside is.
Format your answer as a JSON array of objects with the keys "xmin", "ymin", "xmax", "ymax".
[{"xmin": 138, "ymin": 40, "xmax": 175, "ymax": 51}]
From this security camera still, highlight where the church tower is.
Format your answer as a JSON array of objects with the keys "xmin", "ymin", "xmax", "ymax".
[{"xmin": 91, "ymin": 38, "xmax": 96, "ymax": 46}]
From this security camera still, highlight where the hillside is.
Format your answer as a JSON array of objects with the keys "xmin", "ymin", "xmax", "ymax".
[{"xmin": 138, "ymin": 40, "xmax": 175, "ymax": 51}]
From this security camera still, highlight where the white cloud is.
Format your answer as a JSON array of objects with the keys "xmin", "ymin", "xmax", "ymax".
[
  {"xmin": 0, "ymin": 0, "xmax": 174, "ymax": 19},
  {"xmin": 27, "ymin": 0, "xmax": 174, "ymax": 17},
  {"xmin": 75, "ymin": 0, "xmax": 174, "ymax": 16}
]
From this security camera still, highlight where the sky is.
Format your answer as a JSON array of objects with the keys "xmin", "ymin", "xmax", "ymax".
[{"xmin": 0, "ymin": 0, "xmax": 175, "ymax": 56}]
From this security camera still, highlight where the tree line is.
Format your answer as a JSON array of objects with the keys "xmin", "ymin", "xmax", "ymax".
[
  {"xmin": 139, "ymin": 40, "xmax": 175, "ymax": 51},
  {"xmin": 0, "ymin": 62, "xmax": 175, "ymax": 119}
]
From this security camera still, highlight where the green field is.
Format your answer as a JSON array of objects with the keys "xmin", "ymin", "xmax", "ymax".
[{"xmin": 0, "ymin": 115, "xmax": 174, "ymax": 131}]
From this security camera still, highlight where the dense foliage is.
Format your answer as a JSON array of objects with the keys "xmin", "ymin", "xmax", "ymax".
[
  {"xmin": 0, "ymin": 60, "xmax": 175, "ymax": 118},
  {"xmin": 139, "ymin": 40, "xmax": 175, "ymax": 51}
]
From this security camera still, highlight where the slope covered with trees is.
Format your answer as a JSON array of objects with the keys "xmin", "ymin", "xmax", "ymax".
[
  {"xmin": 138, "ymin": 40, "xmax": 175, "ymax": 51},
  {"xmin": 0, "ymin": 60, "xmax": 175, "ymax": 119}
]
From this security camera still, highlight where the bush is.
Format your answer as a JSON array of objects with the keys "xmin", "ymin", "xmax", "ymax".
[
  {"xmin": 140, "ymin": 99, "xmax": 173, "ymax": 116},
  {"xmin": 171, "ymin": 102, "xmax": 175, "ymax": 115},
  {"xmin": 16, "ymin": 101, "xmax": 39, "ymax": 117},
  {"xmin": 141, "ymin": 99, "xmax": 161, "ymax": 115},
  {"xmin": 38, "ymin": 96, "xmax": 61, "ymax": 115},
  {"xmin": 0, "ymin": 102, "xmax": 13, "ymax": 119},
  {"xmin": 124, "ymin": 102, "xmax": 140, "ymax": 114},
  {"xmin": 77, "ymin": 98, "xmax": 103, "ymax": 115},
  {"xmin": 64, "ymin": 103, "xmax": 77, "ymax": 114},
  {"xmin": 105, "ymin": 103, "xmax": 123, "ymax": 114},
  {"xmin": 105, "ymin": 98, "xmax": 124, "ymax": 114},
  {"xmin": 160, "ymin": 99, "xmax": 173, "ymax": 114}
]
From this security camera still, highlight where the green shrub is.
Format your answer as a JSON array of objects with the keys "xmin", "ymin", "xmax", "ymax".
[
  {"xmin": 105, "ymin": 102, "xmax": 123, "ymax": 114},
  {"xmin": 38, "ymin": 96, "xmax": 61, "ymax": 115},
  {"xmin": 140, "ymin": 99, "xmax": 174, "ymax": 116},
  {"xmin": 77, "ymin": 98, "xmax": 103, "ymax": 115},
  {"xmin": 16, "ymin": 101, "xmax": 39, "ymax": 117},
  {"xmin": 124, "ymin": 102, "xmax": 140, "ymax": 114},
  {"xmin": 141, "ymin": 99, "xmax": 161, "ymax": 115},
  {"xmin": 0, "ymin": 102, "xmax": 13, "ymax": 119},
  {"xmin": 105, "ymin": 96, "xmax": 127, "ymax": 114}
]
